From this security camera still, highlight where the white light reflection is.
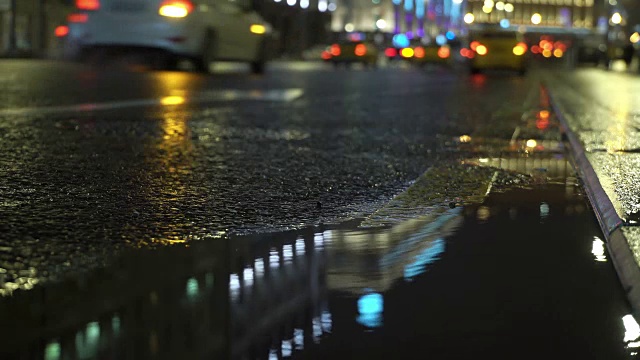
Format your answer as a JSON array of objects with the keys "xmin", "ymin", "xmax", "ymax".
[
  {"xmin": 294, "ymin": 328, "xmax": 304, "ymax": 350},
  {"xmin": 230, "ymin": 273, "xmax": 240, "ymax": 300},
  {"xmin": 321, "ymin": 311, "xmax": 332, "ymax": 333},
  {"xmin": 295, "ymin": 238, "xmax": 306, "ymax": 256},
  {"xmin": 540, "ymin": 202, "xmax": 550, "ymax": 219},
  {"xmin": 270, "ymin": 248, "xmax": 280, "ymax": 269},
  {"xmin": 283, "ymin": 244, "xmax": 294, "ymax": 262},
  {"xmin": 300, "ymin": 0, "xmax": 309, "ymax": 8},
  {"xmin": 255, "ymin": 258, "xmax": 265, "ymax": 276},
  {"xmin": 623, "ymin": 314, "xmax": 640, "ymax": 342},
  {"xmin": 314, "ymin": 233, "xmax": 324, "ymax": 249},
  {"xmin": 592, "ymin": 237, "xmax": 607, "ymax": 262},
  {"xmin": 312, "ymin": 317, "xmax": 323, "ymax": 342},
  {"xmin": 243, "ymin": 267, "xmax": 254, "ymax": 287},
  {"xmin": 318, "ymin": 0, "xmax": 327, "ymax": 11},
  {"xmin": 186, "ymin": 277, "xmax": 199, "ymax": 299},
  {"xmin": 282, "ymin": 339, "xmax": 293, "ymax": 357},
  {"xmin": 269, "ymin": 349, "xmax": 278, "ymax": 359},
  {"xmin": 286, "ymin": 0, "xmax": 296, "ymax": 5}
]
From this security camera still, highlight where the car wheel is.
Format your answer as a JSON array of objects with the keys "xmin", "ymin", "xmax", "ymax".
[
  {"xmin": 194, "ymin": 29, "xmax": 216, "ymax": 73},
  {"xmin": 250, "ymin": 40, "xmax": 267, "ymax": 75}
]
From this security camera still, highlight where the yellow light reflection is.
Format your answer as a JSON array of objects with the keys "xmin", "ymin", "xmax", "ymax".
[
  {"xmin": 553, "ymin": 49, "xmax": 564, "ymax": 58},
  {"xmin": 542, "ymin": 49, "xmax": 552, "ymax": 58},
  {"xmin": 250, "ymin": 24, "xmax": 266, "ymax": 34},
  {"xmin": 459, "ymin": 135, "xmax": 472, "ymax": 143},
  {"xmin": 526, "ymin": 139, "xmax": 537, "ymax": 148},
  {"xmin": 631, "ymin": 32, "xmax": 640, "ymax": 44},
  {"xmin": 531, "ymin": 13, "xmax": 542, "ymax": 25},
  {"xmin": 161, "ymin": 95, "xmax": 185, "ymax": 106}
]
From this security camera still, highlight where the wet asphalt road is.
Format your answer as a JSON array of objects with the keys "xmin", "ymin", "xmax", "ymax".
[{"xmin": 0, "ymin": 59, "xmax": 639, "ymax": 359}]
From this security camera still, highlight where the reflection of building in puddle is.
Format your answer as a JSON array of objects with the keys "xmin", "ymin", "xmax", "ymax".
[
  {"xmin": 325, "ymin": 207, "xmax": 463, "ymax": 295},
  {"xmin": 465, "ymin": 153, "xmax": 572, "ymax": 179},
  {"xmin": 18, "ymin": 232, "xmax": 331, "ymax": 359}
]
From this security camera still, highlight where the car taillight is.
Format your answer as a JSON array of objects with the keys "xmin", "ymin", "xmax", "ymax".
[
  {"xmin": 437, "ymin": 46, "xmax": 450, "ymax": 59},
  {"xmin": 475, "ymin": 45, "xmax": 488, "ymax": 55},
  {"xmin": 384, "ymin": 48, "xmax": 397, "ymax": 57},
  {"xmin": 55, "ymin": 26, "xmax": 69, "ymax": 37},
  {"xmin": 68, "ymin": 13, "xmax": 89, "ymax": 23},
  {"xmin": 414, "ymin": 47, "xmax": 425, "ymax": 58},
  {"xmin": 330, "ymin": 44, "xmax": 341, "ymax": 56},
  {"xmin": 470, "ymin": 41, "xmax": 480, "ymax": 51},
  {"xmin": 159, "ymin": 0, "xmax": 194, "ymax": 18},
  {"xmin": 76, "ymin": 0, "xmax": 100, "ymax": 10},
  {"xmin": 321, "ymin": 51, "xmax": 332, "ymax": 60},
  {"xmin": 354, "ymin": 44, "xmax": 367, "ymax": 56},
  {"xmin": 513, "ymin": 42, "xmax": 527, "ymax": 56}
]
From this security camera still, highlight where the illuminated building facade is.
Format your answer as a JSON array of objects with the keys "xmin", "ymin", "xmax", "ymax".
[{"xmin": 465, "ymin": 0, "xmax": 597, "ymax": 28}]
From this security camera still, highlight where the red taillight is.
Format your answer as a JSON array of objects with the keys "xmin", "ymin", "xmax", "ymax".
[
  {"xmin": 159, "ymin": 0, "xmax": 194, "ymax": 18},
  {"xmin": 330, "ymin": 44, "xmax": 341, "ymax": 56},
  {"xmin": 321, "ymin": 51, "xmax": 332, "ymax": 60},
  {"xmin": 470, "ymin": 41, "xmax": 480, "ymax": 51},
  {"xmin": 76, "ymin": 0, "xmax": 100, "ymax": 11},
  {"xmin": 67, "ymin": 13, "xmax": 89, "ymax": 23},
  {"xmin": 437, "ymin": 46, "xmax": 450, "ymax": 59},
  {"xmin": 55, "ymin": 25, "xmax": 69, "ymax": 37},
  {"xmin": 414, "ymin": 47, "xmax": 425, "ymax": 58},
  {"xmin": 384, "ymin": 48, "xmax": 397, "ymax": 57},
  {"xmin": 354, "ymin": 44, "xmax": 367, "ymax": 56}
]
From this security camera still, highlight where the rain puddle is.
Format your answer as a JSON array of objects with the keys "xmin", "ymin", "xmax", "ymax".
[{"xmin": 3, "ymin": 166, "xmax": 638, "ymax": 359}]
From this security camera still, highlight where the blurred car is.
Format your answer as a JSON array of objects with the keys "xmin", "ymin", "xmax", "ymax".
[
  {"xmin": 302, "ymin": 44, "xmax": 331, "ymax": 62},
  {"xmin": 410, "ymin": 43, "xmax": 452, "ymax": 67},
  {"xmin": 326, "ymin": 41, "xmax": 379, "ymax": 68},
  {"xmin": 383, "ymin": 42, "xmax": 451, "ymax": 66},
  {"xmin": 465, "ymin": 30, "xmax": 528, "ymax": 75},
  {"xmin": 62, "ymin": 0, "xmax": 273, "ymax": 73}
]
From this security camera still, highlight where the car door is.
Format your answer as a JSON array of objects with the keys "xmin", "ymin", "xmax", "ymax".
[{"xmin": 209, "ymin": 0, "xmax": 250, "ymax": 60}]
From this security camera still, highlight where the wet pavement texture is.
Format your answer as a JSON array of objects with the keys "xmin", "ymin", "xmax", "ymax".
[
  {"xmin": 543, "ymin": 68, "xmax": 640, "ymax": 224},
  {"xmin": 0, "ymin": 60, "xmax": 638, "ymax": 359},
  {"xmin": 0, "ymin": 61, "xmax": 537, "ymax": 288}
]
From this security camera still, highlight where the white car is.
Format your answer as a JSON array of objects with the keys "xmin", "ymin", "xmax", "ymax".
[{"xmin": 64, "ymin": 0, "xmax": 273, "ymax": 73}]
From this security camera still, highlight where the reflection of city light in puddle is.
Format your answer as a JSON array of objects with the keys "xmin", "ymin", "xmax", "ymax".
[
  {"xmin": 592, "ymin": 237, "xmax": 607, "ymax": 262},
  {"xmin": 624, "ymin": 315, "xmax": 640, "ymax": 342},
  {"xmin": 294, "ymin": 328, "xmax": 304, "ymax": 350},
  {"xmin": 321, "ymin": 311, "xmax": 333, "ymax": 332},
  {"xmin": 459, "ymin": 134, "xmax": 472, "ymax": 143},
  {"xmin": 243, "ymin": 267, "xmax": 254, "ymax": 287},
  {"xmin": 270, "ymin": 248, "xmax": 280, "ymax": 268},
  {"xmin": 230, "ymin": 273, "xmax": 240, "ymax": 300},
  {"xmin": 269, "ymin": 349, "xmax": 278, "ymax": 360},
  {"xmin": 295, "ymin": 238, "xmax": 306, "ymax": 256},
  {"xmin": 477, "ymin": 206, "xmax": 490, "ymax": 221},
  {"xmin": 255, "ymin": 258, "xmax": 265, "ymax": 276},
  {"xmin": 282, "ymin": 339, "xmax": 293, "ymax": 357},
  {"xmin": 314, "ymin": 233, "xmax": 324, "ymax": 249},
  {"xmin": 357, "ymin": 292, "xmax": 383, "ymax": 328},
  {"xmin": 45, "ymin": 341, "xmax": 61, "ymax": 360},
  {"xmin": 283, "ymin": 244, "xmax": 294, "ymax": 262},
  {"xmin": 540, "ymin": 202, "xmax": 549, "ymax": 220},
  {"xmin": 312, "ymin": 317, "xmax": 323, "ymax": 340},
  {"xmin": 186, "ymin": 277, "xmax": 199, "ymax": 299}
]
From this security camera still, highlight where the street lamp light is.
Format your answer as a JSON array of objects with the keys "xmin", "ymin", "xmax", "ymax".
[
  {"xmin": 531, "ymin": 13, "xmax": 542, "ymax": 25},
  {"xmin": 611, "ymin": 12, "xmax": 622, "ymax": 25}
]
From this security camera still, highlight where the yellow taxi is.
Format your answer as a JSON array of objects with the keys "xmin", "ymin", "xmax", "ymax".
[
  {"xmin": 465, "ymin": 30, "xmax": 528, "ymax": 75},
  {"xmin": 326, "ymin": 41, "xmax": 379, "ymax": 68},
  {"xmin": 409, "ymin": 44, "xmax": 452, "ymax": 67}
]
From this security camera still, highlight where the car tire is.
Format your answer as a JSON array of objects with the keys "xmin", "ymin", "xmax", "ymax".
[
  {"xmin": 250, "ymin": 40, "xmax": 267, "ymax": 75},
  {"xmin": 194, "ymin": 29, "xmax": 216, "ymax": 74}
]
